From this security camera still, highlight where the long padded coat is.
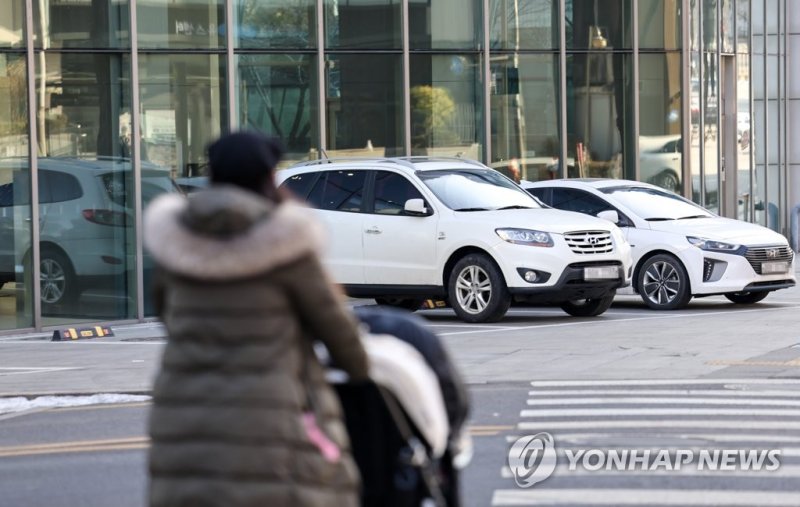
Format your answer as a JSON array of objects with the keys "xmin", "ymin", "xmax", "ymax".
[{"xmin": 143, "ymin": 185, "xmax": 369, "ymax": 507}]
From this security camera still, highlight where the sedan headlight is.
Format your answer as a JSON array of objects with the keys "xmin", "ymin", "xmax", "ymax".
[
  {"xmin": 496, "ymin": 228, "xmax": 554, "ymax": 247},
  {"xmin": 686, "ymin": 236, "xmax": 741, "ymax": 253}
]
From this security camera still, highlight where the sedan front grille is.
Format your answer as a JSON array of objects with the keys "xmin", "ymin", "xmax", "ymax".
[
  {"xmin": 744, "ymin": 245, "xmax": 794, "ymax": 274},
  {"xmin": 563, "ymin": 231, "xmax": 614, "ymax": 255}
]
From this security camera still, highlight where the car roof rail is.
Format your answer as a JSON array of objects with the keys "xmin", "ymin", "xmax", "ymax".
[
  {"xmin": 287, "ymin": 157, "xmax": 418, "ymax": 170},
  {"xmin": 392, "ymin": 156, "xmax": 487, "ymax": 168}
]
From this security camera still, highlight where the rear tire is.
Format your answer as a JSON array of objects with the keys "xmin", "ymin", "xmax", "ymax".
[
  {"xmin": 636, "ymin": 254, "xmax": 692, "ymax": 310},
  {"xmin": 448, "ymin": 254, "xmax": 510, "ymax": 323},
  {"xmin": 725, "ymin": 291, "xmax": 769, "ymax": 305},
  {"xmin": 39, "ymin": 249, "xmax": 78, "ymax": 310},
  {"xmin": 374, "ymin": 297, "xmax": 423, "ymax": 312},
  {"xmin": 560, "ymin": 293, "xmax": 615, "ymax": 317}
]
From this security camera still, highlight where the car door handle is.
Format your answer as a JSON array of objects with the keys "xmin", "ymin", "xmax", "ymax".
[{"xmin": 365, "ymin": 227, "xmax": 382, "ymax": 235}]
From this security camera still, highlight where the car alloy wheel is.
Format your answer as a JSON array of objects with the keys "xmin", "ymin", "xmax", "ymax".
[
  {"xmin": 448, "ymin": 254, "xmax": 511, "ymax": 323},
  {"xmin": 637, "ymin": 254, "xmax": 691, "ymax": 310},
  {"xmin": 41, "ymin": 258, "xmax": 67, "ymax": 304}
]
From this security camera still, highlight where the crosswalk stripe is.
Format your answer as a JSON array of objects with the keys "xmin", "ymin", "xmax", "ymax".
[
  {"xmin": 520, "ymin": 408, "xmax": 800, "ymax": 417},
  {"xmin": 518, "ymin": 420, "xmax": 800, "ymax": 430},
  {"xmin": 526, "ymin": 397, "xmax": 800, "ymax": 407},
  {"xmin": 528, "ymin": 389, "xmax": 800, "ymax": 397},
  {"xmin": 530, "ymin": 379, "xmax": 800, "ymax": 387},
  {"xmin": 491, "ymin": 489, "xmax": 800, "ymax": 506}
]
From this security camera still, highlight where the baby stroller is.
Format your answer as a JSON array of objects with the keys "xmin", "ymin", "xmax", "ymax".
[{"xmin": 332, "ymin": 332, "xmax": 472, "ymax": 507}]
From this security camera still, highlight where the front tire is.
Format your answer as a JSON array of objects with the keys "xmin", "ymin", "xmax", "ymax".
[
  {"xmin": 654, "ymin": 171, "xmax": 680, "ymax": 193},
  {"xmin": 39, "ymin": 249, "xmax": 78, "ymax": 309},
  {"xmin": 560, "ymin": 293, "xmax": 615, "ymax": 317},
  {"xmin": 448, "ymin": 254, "xmax": 510, "ymax": 323},
  {"xmin": 636, "ymin": 254, "xmax": 692, "ymax": 310},
  {"xmin": 725, "ymin": 291, "xmax": 769, "ymax": 305}
]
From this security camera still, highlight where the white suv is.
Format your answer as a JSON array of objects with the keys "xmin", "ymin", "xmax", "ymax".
[{"xmin": 278, "ymin": 157, "xmax": 633, "ymax": 323}]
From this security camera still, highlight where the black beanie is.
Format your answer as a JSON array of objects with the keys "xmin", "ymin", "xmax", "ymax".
[{"xmin": 207, "ymin": 131, "xmax": 285, "ymax": 193}]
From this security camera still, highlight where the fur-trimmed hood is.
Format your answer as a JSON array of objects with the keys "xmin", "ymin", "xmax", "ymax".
[{"xmin": 144, "ymin": 186, "xmax": 325, "ymax": 280}]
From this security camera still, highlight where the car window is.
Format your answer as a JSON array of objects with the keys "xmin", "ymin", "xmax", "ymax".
[
  {"xmin": 307, "ymin": 170, "xmax": 366, "ymax": 212},
  {"xmin": 372, "ymin": 171, "xmax": 424, "ymax": 215},
  {"xmin": 526, "ymin": 187, "xmax": 550, "ymax": 205},
  {"xmin": 418, "ymin": 168, "xmax": 539, "ymax": 211},
  {"xmin": 551, "ymin": 188, "xmax": 613, "ymax": 216},
  {"xmin": 281, "ymin": 171, "xmax": 318, "ymax": 199},
  {"xmin": 601, "ymin": 185, "xmax": 712, "ymax": 220},
  {"xmin": 0, "ymin": 183, "xmax": 12, "ymax": 207},
  {"xmin": 46, "ymin": 171, "xmax": 83, "ymax": 203}
]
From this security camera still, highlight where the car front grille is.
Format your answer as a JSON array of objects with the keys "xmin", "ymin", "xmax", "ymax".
[
  {"xmin": 744, "ymin": 245, "xmax": 794, "ymax": 274},
  {"xmin": 563, "ymin": 231, "xmax": 614, "ymax": 255}
]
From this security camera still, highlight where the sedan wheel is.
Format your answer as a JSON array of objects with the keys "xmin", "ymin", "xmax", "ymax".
[
  {"xmin": 448, "ymin": 254, "xmax": 510, "ymax": 323},
  {"xmin": 636, "ymin": 254, "xmax": 691, "ymax": 310}
]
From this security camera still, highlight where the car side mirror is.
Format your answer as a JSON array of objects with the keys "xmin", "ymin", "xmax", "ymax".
[
  {"xmin": 404, "ymin": 198, "xmax": 430, "ymax": 216},
  {"xmin": 597, "ymin": 210, "xmax": 620, "ymax": 224}
]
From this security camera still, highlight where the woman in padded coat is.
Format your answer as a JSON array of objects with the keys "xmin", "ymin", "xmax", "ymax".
[{"xmin": 143, "ymin": 131, "xmax": 369, "ymax": 507}]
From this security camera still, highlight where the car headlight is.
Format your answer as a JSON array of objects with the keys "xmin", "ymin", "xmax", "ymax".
[
  {"xmin": 686, "ymin": 236, "xmax": 740, "ymax": 253},
  {"xmin": 496, "ymin": 228, "xmax": 554, "ymax": 247}
]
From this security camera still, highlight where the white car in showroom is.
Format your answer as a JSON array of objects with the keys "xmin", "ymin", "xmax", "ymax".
[
  {"xmin": 523, "ymin": 179, "xmax": 796, "ymax": 309},
  {"xmin": 278, "ymin": 157, "xmax": 632, "ymax": 323}
]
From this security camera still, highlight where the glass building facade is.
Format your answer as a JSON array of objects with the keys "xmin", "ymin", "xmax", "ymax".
[{"xmin": 0, "ymin": 0, "xmax": 795, "ymax": 332}]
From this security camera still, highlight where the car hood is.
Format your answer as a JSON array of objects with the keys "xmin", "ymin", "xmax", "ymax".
[
  {"xmin": 457, "ymin": 208, "xmax": 617, "ymax": 235},
  {"xmin": 648, "ymin": 217, "xmax": 789, "ymax": 245}
]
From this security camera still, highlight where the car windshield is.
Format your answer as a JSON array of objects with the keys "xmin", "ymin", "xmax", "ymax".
[
  {"xmin": 418, "ymin": 168, "xmax": 540, "ymax": 211},
  {"xmin": 601, "ymin": 186, "xmax": 713, "ymax": 221}
]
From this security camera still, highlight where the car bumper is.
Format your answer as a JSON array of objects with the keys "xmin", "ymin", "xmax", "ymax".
[{"xmin": 685, "ymin": 247, "xmax": 797, "ymax": 295}]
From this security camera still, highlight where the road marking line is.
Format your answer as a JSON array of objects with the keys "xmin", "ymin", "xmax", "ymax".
[
  {"xmin": 528, "ymin": 389, "xmax": 800, "ymax": 397},
  {"xmin": 0, "ymin": 443, "xmax": 148, "ymax": 458},
  {"xmin": 0, "ymin": 367, "xmax": 82, "ymax": 376},
  {"xmin": 525, "ymin": 397, "xmax": 800, "ymax": 407},
  {"xmin": 520, "ymin": 407, "xmax": 800, "ymax": 417},
  {"xmin": 707, "ymin": 359, "xmax": 800, "ymax": 367},
  {"xmin": 518, "ymin": 420, "xmax": 800, "ymax": 431},
  {"xmin": 491, "ymin": 489, "xmax": 800, "ymax": 506},
  {"xmin": 437, "ymin": 305, "xmax": 800, "ymax": 336},
  {"xmin": 0, "ymin": 437, "xmax": 150, "ymax": 457},
  {"xmin": 530, "ymin": 379, "xmax": 800, "ymax": 387}
]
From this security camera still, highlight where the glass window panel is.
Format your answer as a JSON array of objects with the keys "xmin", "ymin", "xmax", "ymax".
[
  {"xmin": 139, "ymin": 53, "xmax": 227, "ymax": 316},
  {"xmin": 766, "ymin": 164, "xmax": 779, "ymax": 231},
  {"xmin": 326, "ymin": 54, "xmax": 403, "ymax": 157},
  {"xmin": 639, "ymin": 53, "xmax": 682, "ymax": 193},
  {"xmin": 489, "ymin": 0, "xmax": 559, "ymax": 50},
  {"xmin": 307, "ymin": 170, "xmax": 366, "ymax": 211},
  {"xmin": 490, "ymin": 53, "xmax": 560, "ymax": 182},
  {"xmin": 33, "ymin": 0, "xmax": 129, "ymax": 49},
  {"xmin": 237, "ymin": 54, "xmax": 319, "ymax": 168},
  {"xmin": 490, "ymin": 0, "xmax": 557, "ymax": 50},
  {"xmin": 765, "ymin": 0, "xmax": 778, "ymax": 33},
  {"xmin": 703, "ymin": 0, "xmax": 718, "ymax": 51},
  {"xmin": 0, "ymin": 53, "xmax": 31, "ymax": 329},
  {"xmin": 566, "ymin": 0, "xmax": 632, "ymax": 49},
  {"xmin": 736, "ymin": 0, "xmax": 750, "ymax": 49},
  {"xmin": 35, "ymin": 52, "xmax": 136, "ymax": 323},
  {"xmin": 721, "ymin": 0, "xmax": 735, "ymax": 53},
  {"xmin": 281, "ymin": 171, "xmax": 319, "ymax": 199},
  {"xmin": 566, "ymin": 53, "xmax": 634, "ymax": 180},
  {"xmin": 703, "ymin": 52, "xmax": 719, "ymax": 213},
  {"xmin": 410, "ymin": 0, "xmax": 481, "ymax": 49},
  {"xmin": 754, "ymin": 163, "xmax": 766, "ymax": 225},
  {"xmin": 638, "ymin": 0, "xmax": 681, "ymax": 50},
  {"xmin": 409, "ymin": 54, "xmax": 483, "ymax": 160},
  {"xmin": 234, "ymin": 0, "xmax": 316, "ymax": 48},
  {"xmin": 325, "ymin": 0, "xmax": 401, "ymax": 49},
  {"xmin": 753, "ymin": 98, "xmax": 764, "ymax": 163},
  {"xmin": 690, "ymin": 0, "xmax": 700, "ymax": 51},
  {"xmin": 767, "ymin": 99, "xmax": 778, "ymax": 164},
  {"xmin": 689, "ymin": 51, "xmax": 701, "ymax": 202},
  {"xmin": 736, "ymin": 54, "xmax": 752, "ymax": 221},
  {"xmin": 137, "ymin": 0, "xmax": 225, "ymax": 49},
  {"xmin": 0, "ymin": 1, "xmax": 25, "ymax": 48},
  {"xmin": 752, "ymin": 0, "xmax": 763, "ymax": 36}
]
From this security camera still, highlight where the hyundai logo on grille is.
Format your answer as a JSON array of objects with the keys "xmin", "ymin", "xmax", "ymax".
[
  {"xmin": 766, "ymin": 248, "xmax": 779, "ymax": 259},
  {"xmin": 587, "ymin": 237, "xmax": 599, "ymax": 245}
]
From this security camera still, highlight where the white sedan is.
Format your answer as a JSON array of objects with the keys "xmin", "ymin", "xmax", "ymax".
[{"xmin": 522, "ymin": 179, "xmax": 796, "ymax": 310}]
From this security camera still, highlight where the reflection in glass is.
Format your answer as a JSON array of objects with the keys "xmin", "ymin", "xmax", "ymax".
[
  {"xmin": 490, "ymin": 0, "xmax": 557, "ymax": 50},
  {"xmin": 234, "ymin": 0, "xmax": 315, "ymax": 48},
  {"xmin": 35, "ymin": 53, "xmax": 137, "ymax": 323},
  {"xmin": 138, "ymin": 0, "xmax": 225, "ymax": 49},
  {"xmin": 0, "ymin": 54, "xmax": 31, "ymax": 329},
  {"xmin": 566, "ymin": 0, "xmax": 632, "ymax": 49},
  {"xmin": 33, "ymin": 0, "xmax": 129, "ymax": 49},
  {"xmin": 566, "ymin": 53, "xmax": 633, "ymax": 181},
  {"xmin": 736, "ymin": 0, "xmax": 750, "ymax": 47},
  {"xmin": 639, "ymin": 53, "xmax": 682, "ymax": 193},
  {"xmin": 638, "ymin": 0, "xmax": 681, "ymax": 50},
  {"xmin": 237, "ymin": 54, "xmax": 318, "ymax": 167},
  {"xmin": 325, "ymin": 54, "xmax": 403, "ymax": 158},
  {"xmin": 325, "ymin": 0, "xmax": 401, "ymax": 49},
  {"xmin": 490, "ymin": 54, "xmax": 559, "ymax": 182},
  {"xmin": 0, "ymin": 1, "xmax": 25, "ymax": 48},
  {"xmin": 689, "ymin": 50, "xmax": 701, "ymax": 204},
  {"xmin": 703, "ymin": 50, "xmax": 719, "ymax": 213},
  {"xmin": 736, "ymin": 53, "xmax": 751, "ymax": 221},
  {"xmin": 410, "ymin": 0, "xmax": 480, "ymax": 49},
  {"xmin": 410, "ymin": 55, "xmax": 483, "ymax": 160},
  {"xmin": 721, "ymin": 0, "xmax": 735, "ymax": 53}
]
